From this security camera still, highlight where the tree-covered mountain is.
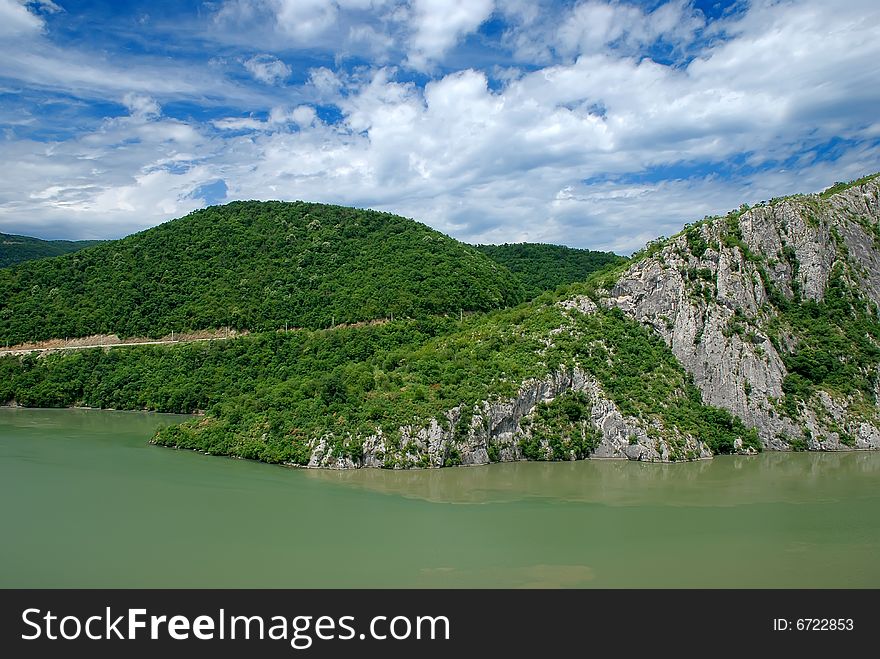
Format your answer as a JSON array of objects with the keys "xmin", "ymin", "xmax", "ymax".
[
  {"xmin": 0, "ymin": 232, "xmax": 103, "ymax": 268},
  {"xmin": 475, "ymin": 243, "xmax": 625, "ymax": 299},
  {"xmin": 3, "ymin": 174, "xmax": 880, "ymax": 467},
  {"xmin": 0, "ymin": 201, "xmax": 524, "ymax": 343}
]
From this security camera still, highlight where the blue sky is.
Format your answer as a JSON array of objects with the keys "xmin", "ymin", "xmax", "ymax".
[{"xmin": 1, "ymin": 0, "xmax": 879, "ymax": 252}]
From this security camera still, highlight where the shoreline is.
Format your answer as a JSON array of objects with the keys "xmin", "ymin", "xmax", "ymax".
[
  {"xmin": 154, "ymin": 437, "xmax": 877, "ymax": 474},
  {"xmin": 4, "ymin": 405, "xmax": 878, "ymax": 472},
  {"xmin": 0, "ymin": 403, "xmax": 200, "ymax": 416},
  {"xmin": 152, "ymin": 442, "xmax": 735, "ymax": 472},
  {"xmin": 1, "ymin": 402, "xmax": 203, "ymax": 415}
]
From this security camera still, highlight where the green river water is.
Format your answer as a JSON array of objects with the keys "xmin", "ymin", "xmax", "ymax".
[{"xmin": 1, "ymin": 407, "xmax": 878, "ymax": 588}]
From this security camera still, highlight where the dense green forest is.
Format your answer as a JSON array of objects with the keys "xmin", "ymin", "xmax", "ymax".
[
  {"xmin": 0, "ymin": 277, "xmax": 759, "ymax": 465},
  {"xmin": 0, "ymin": 232, "xmax": 103, "ymax": 268},
  {"xmin": 0, "ymin": 202, "xmax": 524, "ymax": 343},
  {"xmin": 475, "ymin": 243, "xmax": 625, "ymax": 299}
]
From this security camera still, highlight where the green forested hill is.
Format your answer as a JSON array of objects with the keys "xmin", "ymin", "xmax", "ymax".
[
  {"xmin": 475, "ymin": 243, "xmax": 625, "ymax": 299},
  {"xmin": 0, "ymin": 232, "xmax": 103, "ymax": 268},
  {"xmin": 0, "ymin": 288, "xmax": 757, "ymax": 466},
  {"xmin": 3, "ymin": 174, "xmax": 880, "ymax": 467},
  {"xmin": 0, "ymin": 201, "xmax": 524, "ymax": 343}
]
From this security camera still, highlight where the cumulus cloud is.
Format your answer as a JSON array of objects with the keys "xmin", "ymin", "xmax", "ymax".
[
  {"xmin": 206, "ymin": 0, "xmax": 880, "ymax": 250},
  {"xmin": 214, "ymin": 0, "xmax": 351, "ymax": 42},
  {"xmin": 406, "ymin": 0, "xmax": 494, "ymax": 70},
  {"xmin": 122, "ymin": 92, "xmax": 161, "ymax": 120},
  {"xmin": 1, "ymin": 0, "xmax": 880, "ymax": 254},
  {"xmin": 348, "ymin": 23, "xmax": 396, "ymax": 60},
  {"xmin": 556, "ymin": 0, "xmax": 704, "ymax": 57},
  {"xmin": 209, "ymin": 0, "xmax": 402, "ymax": 62},
  {"xmin": 243, "ymin": 54, "xmax": 292, "ymax": 85},
  {"xmin": 308, "ymin": 66, "xmax": 344, "ymax": 101},
  {"xmin": 270, "ymin": 0, "xmax": 339, "ymax": 40},
  {"xmin": 209, "ymin": 1, "xmax": 495, "ymax": 70}
]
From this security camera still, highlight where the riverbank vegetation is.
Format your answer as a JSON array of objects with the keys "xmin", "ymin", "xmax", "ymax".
[{"xmin": 0, "ymin": 292, "xmax": 759, "ymax": 464}]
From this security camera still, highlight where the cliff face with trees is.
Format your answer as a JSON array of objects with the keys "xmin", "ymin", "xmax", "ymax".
[
  {"xmin": 602, "ymin": 174, "xmax": 880, "ymax": 452},
  {"xmin": 2, "ymin": 175, "xmax": 880, "ymax": 467}
]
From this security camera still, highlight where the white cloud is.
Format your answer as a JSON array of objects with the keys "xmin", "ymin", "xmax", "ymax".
[
  {"xmin": 122, "ymin": 93, "xmax": 161, "ymax": 120},
  {"xmin": 214, "ymin": 0, "xmax": 344, "ymax": 42},
  {"xmin": 272, "ymin": 0, "xmax": 339, "ymax": 40},
  {"xmin": 30, "ymin": 0, "xmax": 62, "ymax": 12},
  {"xmin": 2, "ymin": 0, "xmax": 880, "ymax": 255},
  {"xmin": 501, "ymin": 0, "xmax": 705, "ymax": 65},
  {"xmin": 552, "ymin": 0, "xmax": 705, "ymax": 58},
  {"xmin": 0, "ymin": 0, "xmax": 45, "ymax": 38},
  {"xmin": 308, "ymin": 66, "xmax": 344, "ymax": 101},
  {"xmin": 212, "ymin": 116, "xmax": 268, "ymax": 131},
  {"xmin": 0, "ymin": 111, "xmax": 214, "ymax": 238},
  {"xmin": 210, "ymin": 0, "xmax": 402, "ymax": 62},
  {"xmin": 243, "ymin": 54, "xmax": 292, "ymax": 85},
  {"xmin": 289, "ymin": 105, "xmax": 318, "ymax": 126},
  {"xmin": 202, "ymin": 0, "xmax": 880, "ymax": 251},
  {"xmin": 213, "ymin": 104, "xmax": 318, "ymax": 132},
  {"xmin": 348, "ymin": 24, "xmax": 396, "ymax": 60},
  {"xmin": 406, "ymin": 0, "xmax": 494, "ymax": 70},
  {"xmin": 0, "ymin": 13, "xmax": 285, "ymax": 120}
]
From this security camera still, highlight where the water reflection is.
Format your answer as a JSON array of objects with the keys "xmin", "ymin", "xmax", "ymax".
[
  {"xmin": 304, "ymin": 452, "xmax": 880, "ymax": 507},
  {"xmin": 3, "ymin": 408, "xmax": 880, "ymax": 588},
  {"xmin": 0, "ymin": 406, "xmax": 189, "ymax": 434}
]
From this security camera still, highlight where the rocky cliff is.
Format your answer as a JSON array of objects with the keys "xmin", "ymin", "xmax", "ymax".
[
  {"xmin": 599, "ymin": 176, "xmax": 880, "ymax": 452},
  {"xmin": 304, "ymin": 366, "xmax": 712, "ymax": 469},
  {"xmin": 301, "ymin": 175, "xmax": 880, "ymax": 468}
]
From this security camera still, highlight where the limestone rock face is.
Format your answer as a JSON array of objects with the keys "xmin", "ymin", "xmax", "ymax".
[
  {"xmin": 601, "ymin": 180, "xmax": 880, "ymax": 451},
  {"xmin": 302, "ymin": 367, "xmax": 711, "ymax": 469}
]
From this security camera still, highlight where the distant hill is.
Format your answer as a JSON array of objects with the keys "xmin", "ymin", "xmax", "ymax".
[
  {"xmin": 0, "ymin": 232, "xmax": 103, "ymax": 268},
  {"xmin": 475, "ymin": 243, "xmax": 625, "ymax": 299},
  {"xmin": 0, "ymin": 201, "xmax": 524, "ymax": 343}
]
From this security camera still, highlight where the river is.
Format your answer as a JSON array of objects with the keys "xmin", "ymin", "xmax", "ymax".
[{"xmin": 1, "ymin": 407, "xmax": 878, "ymax": 588}]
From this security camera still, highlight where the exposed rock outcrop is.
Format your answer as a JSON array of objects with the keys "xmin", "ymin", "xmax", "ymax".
[
  {"xmin": 598, "ymin": 179, "xmax": 880, "ymax": 452},
  {"xmin": 302, "ymin": 366, "xmax": 711, "ymax": 469}
]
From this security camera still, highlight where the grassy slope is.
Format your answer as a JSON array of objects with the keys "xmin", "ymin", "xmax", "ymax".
[{"xmin": 818, "ymin": 172, "xmax": 880, "ymax": 199}]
